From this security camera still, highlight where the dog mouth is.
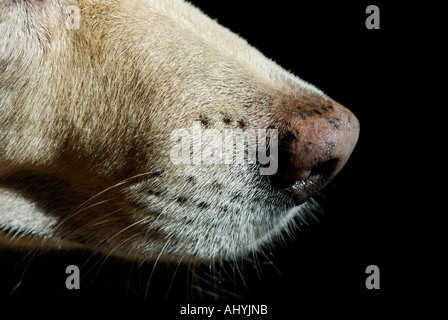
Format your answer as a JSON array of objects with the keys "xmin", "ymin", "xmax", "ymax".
[
  {"xmin": 289, "ymin": 175, "xmax": 327, "ymax": 205},
  {"xmin": 271, "ymin": 175, "xmax": 327, "ymax": 205},
  {"xmin": 270, "ymin": 158, "xmax": 338, "ymax": 205}
]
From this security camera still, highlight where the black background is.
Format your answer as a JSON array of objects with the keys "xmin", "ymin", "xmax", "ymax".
[{"xmin": 0, "ymin": 0, "xmax": 421, "ymax": 313}]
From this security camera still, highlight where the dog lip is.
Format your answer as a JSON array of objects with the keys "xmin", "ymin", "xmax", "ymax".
[
  {"xmin": 289, "ymin": 174, "xmax": 329, "ymax": 205},
  {"xmin": 270, "ymin": 173, "xmax": 327, "ymax": 205}
]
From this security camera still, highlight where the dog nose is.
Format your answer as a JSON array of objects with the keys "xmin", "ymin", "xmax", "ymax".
[{"xmin": 270, "ymin": 99, "xmax": 359, "ymax": 204}]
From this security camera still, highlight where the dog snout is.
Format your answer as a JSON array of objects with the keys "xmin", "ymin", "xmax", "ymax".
[{"xmin": 270, "ymin": 99, "xmax": 360, "ymax": 204}]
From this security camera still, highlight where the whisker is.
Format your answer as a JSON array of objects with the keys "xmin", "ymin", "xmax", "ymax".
[
  {"xmin": 14, "ymin": 246, "xmax": 39, "ymax": 268},
  {"xmin": 78, "ymin": 216, "xmax": 149, "ymax": 286},
  {"xmin": 85, "ymin": 220, "xmax": 149, "ymax": 281},
  {"xmin": 85, "ymin": 209, "xmax": 122, "ymax": 227},
  {"xmin": 259, "ymin": 246, "xmax": 282, "ymax": 277},
  {"xmin": 78, "ymin": 251, "xmax": 104, "ymax": 285},
  {"xmin": 74, "ymin": 171, "xmax": 157, "ymax": 212},
  {"xmin": 144, "ymin": 239, "xmax": 170, "ymax": 300},
  {"xmin": 165, "ymin": 242, "xmax": 191, "ymax": 300},
  {"xmin": 186, "ymin": 233, "xmax": 207, "ymax": 299},
  {"xmin": 190, "ymin": 269, "xmax": 243, "ymax": 299},
  {"xmin": 124, "ymin": 260, "xmax": 136, "ymax": 299},
  {"xmin": 250, "ymin": 246, "xmax": 263, "ymax": 281},
  {"xmin": 188, "ymin": 251, "xmax": 200, "ymax": 299},
  {"xmin": 11, "ymin": 247, "xmax": 40, "ymax": 295},
  {"xmin": 233, "ymin": 253, "xmax": 248, "ymax": 290},
  {"xmin": 108, "ymin": 217, "xmax": 149, "ymax": 243},
  {"xmin": 96, "ymin": 233, "xmax": 140, "ymax": 275},
  {"xmin": 55, "ymin": 171, "xmax": 159, "ymax": 233},
  {"xmin": 67, "ymin": 210, "xmax": 123, "ymax": 236},
  {"xmin": 143, "ymin": 217, "xmax": 200, "ymax": 299},
  {"xmin": 54, "ymin": 200, "xmax": 110, "ymax": 232}
]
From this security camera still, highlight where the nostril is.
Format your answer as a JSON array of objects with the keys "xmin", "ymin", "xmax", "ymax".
[
  {"xmin": 270, "ymin": 158, "xmax": 339, "ymax": 191},
  {"xmin": 309, "ymin": 158, "xmax": 339, "ymax": 179}
]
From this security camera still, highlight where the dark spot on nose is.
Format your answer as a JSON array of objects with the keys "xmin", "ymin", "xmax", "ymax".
[
  {"xmin": 238, "ymin": 119, "xmax": 246, "ymax": 129},
  {"xmin": 282, "ymin": 131, "xmax": 297, "ymax": 143},
  {"xmin": 326, "ymin": 117, "xmax": 340, "ymax": 130}
]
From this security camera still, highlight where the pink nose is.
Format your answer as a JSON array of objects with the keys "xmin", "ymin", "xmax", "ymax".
[{"xmin": 270, "ymin": 99, "xmax": 359, "ymax": 204}]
